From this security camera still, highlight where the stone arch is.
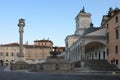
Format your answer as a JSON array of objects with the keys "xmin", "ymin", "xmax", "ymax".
[
  {"xmin": 85, "ymin": 41, "xmax": 106, "ymax": 60},
  {"xmin": 85, "ymin": 40, "xmax": 106, "ymax": 46},
  {"xmin": 85, "ymin": 41, "xmax": 105, "ymax": 52}
]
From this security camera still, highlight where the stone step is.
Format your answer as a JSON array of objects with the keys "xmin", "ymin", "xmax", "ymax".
[
  {"xmin": 83, "ymin": 60, "xmax": 119, "ymax": 71},
  {"xmin": 73, "ymin": 68, "xmax": 92, "ymax": 72},
  {"xmin": 74, "ymin": 60, "xmax": 120, "ymax": 71}
]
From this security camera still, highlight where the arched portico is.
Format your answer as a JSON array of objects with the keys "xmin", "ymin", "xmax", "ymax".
[
  {"xmin": 65, "ymin": 34, "xmax": 106, "ymax": 63},
  {"xmin": 85, "ymin": 41, "xmax": 106, "ymax": 60}
]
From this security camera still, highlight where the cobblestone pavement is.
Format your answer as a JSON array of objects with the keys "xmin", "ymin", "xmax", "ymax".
[{"xmin": 0, "ymin": 66, "xmax": 119, "ymax": 80}]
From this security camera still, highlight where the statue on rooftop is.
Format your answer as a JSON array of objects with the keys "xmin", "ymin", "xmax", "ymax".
[{"xmin": 80, "ymin": 6, "xmax": 86, "ymax": 13}]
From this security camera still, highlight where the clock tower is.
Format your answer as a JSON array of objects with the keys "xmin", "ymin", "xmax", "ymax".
[{"xmin": 75, "ymin": 7, "xmax": 91, "ymax": 35}]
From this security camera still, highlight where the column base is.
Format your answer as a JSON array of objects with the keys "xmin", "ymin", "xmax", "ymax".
[{"xmin": 10, "ymin": 57, "xmax": 29, "ymax": 70}]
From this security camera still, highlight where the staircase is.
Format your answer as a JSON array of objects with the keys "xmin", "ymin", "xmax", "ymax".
[{"xmin": 74, "ymin": 60, "xmax": 120, "ymax": 71}]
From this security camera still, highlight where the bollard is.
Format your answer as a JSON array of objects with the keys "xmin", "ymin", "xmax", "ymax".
[{"xmin": 112, "ymin": 71, "xmax": 117, "ymax": 76}]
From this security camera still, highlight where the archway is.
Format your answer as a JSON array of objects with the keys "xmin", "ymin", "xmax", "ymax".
[{"xmin": 85, "ymin": 41, "xmax": 106, "ymax": 60}]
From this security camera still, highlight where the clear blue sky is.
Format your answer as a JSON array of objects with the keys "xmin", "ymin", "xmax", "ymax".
[{"xmin": 0, "ymin": 0, "xmax": 119, "ymax": 46}]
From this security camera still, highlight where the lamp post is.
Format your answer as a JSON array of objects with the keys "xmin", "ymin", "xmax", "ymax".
[{"xmin": 18, "ymin": 18, "xmax": 25, "ymax": 60}]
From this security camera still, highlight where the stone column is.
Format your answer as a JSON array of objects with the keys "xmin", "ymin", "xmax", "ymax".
[
  {"xmin": 81, "ymin": 39, "xmax": 85, "ymax": 60},
  {"xmin": 81, "ymin": 39, "xmax": 85, "ymax": 68},
  {"xmin": 18, "ymin": 18, "xmax": 25, "ymax": 61}
]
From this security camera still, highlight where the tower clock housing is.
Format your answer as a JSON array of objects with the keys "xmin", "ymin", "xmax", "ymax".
[{"xmin": 75, "ymin": 7, "xmax": 91, "ymax": 35}]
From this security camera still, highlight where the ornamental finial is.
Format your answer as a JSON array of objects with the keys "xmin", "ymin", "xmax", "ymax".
[{"xmin": 80, "ymin": 6, "xmax": 86, "ymax": 13}]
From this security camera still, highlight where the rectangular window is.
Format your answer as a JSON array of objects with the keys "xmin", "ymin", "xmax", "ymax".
[
  {"xmin": 107, "ymin": 48, "xmax": 109, "ymax": 55},
  {"xmin": 106, "ymin": 32, "xmax": 109, "ymax": 43},
  {"xmin": 107, "ymin": 23, "xmax": 109, "ymax": 29},
  {"xmin": 0, "ymin": 52, "xmax": 3, "ymax": 56},
  {"xmin": 11, "ymin": 52, "xmax": 14, "ymax": 56},
  {"xmin": 103, "ymin": 51, "xmax": 106, "ymax": 59},
  {"xmin": 115, "ymin": 28, "xmax": 119, "ymax": 39},
  {"xmin": 115, "ymin": 16, "xmax": 118, "ymax": 23},
  {"xmin": 115, "ymin": 45, "xmax": 118, "ymax": 54},
  {"xmin": 6, "ymin": 52, "xmax": 8, "ymax": 56},
  {"xmin": 116, "ymin": 59, "xmax": 118, "ymax": 65}
]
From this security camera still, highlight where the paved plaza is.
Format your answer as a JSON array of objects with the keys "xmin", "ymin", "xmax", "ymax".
[{"xmin": 0, "ymin": 67, "xmax": 119, "ymax": 80}]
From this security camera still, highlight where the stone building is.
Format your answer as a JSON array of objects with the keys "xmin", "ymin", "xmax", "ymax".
[
  {"xmin": 0, "ymin": 43, "xmax": 22, "ymax": 66},
  {"xmin": 53, "ymin": 47, "xmax": 65, "ymax": 53},
  {"xmin": 25, "ymin": 39, "xmax": 53, "ymax": 63},
  {"xmin": 34, "ymin": 39, "xmax": 53, "ymax": 47},
  {"xmin": 0, "ymin": 39, "xmax": 53, "ymax": 66},
  {"xmin": 104, "ymin": 7, "xmax": 120, "ymax": 66},
  {"xmin": 65, "ymin": 7, "xmax": 120, "ymax": 68}
]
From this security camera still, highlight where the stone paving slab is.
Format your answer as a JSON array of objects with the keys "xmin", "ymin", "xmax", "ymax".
[{"xmin": 1, "ymin": 66, "xmax": 120, "ymax": 80}]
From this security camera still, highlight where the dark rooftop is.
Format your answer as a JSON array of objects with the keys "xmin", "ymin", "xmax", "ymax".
[{"xmin": 83, "ymin": 26, "xmax": 100, "ymax": 35}]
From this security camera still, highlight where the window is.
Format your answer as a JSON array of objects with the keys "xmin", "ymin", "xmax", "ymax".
[
  {"xmin": 6, "ymin": 60, "xmax": 9, "ymax": 62},
  {"xmin": 103, "ymin": 51, "xmax": 106, "ymax": 59},
  {"xmin": 115, "ymin": 16, "xmax": 118, "ymax": 23},
  {"xmin": 107, "ymin": 24, "xmax": 109, "ymax": 29},
  {"xmin": 11, "ymin": 60, "xmax": 14, "ymax": 62},
  {"xmin": 106, "ymin": 32, "xmax": 109, "ymax": 43},
  {"xmin": 6, "ymin": 52, "xmax": 8, "ymax": 56},
  {"xmin": 115, "ymin": 28, "xmax": 119, "ymax": 39},
  {"xmin": 116, "ymin": 59, "xmax": 118, "ymax": 65},
  {"xmin": 11, "ymin": 52, "xmax": 14, "ymax": 56},
  {"xmin": 107, "ymin": 48, "xmax": 109, "ymax": 55},
  {"xmin": 0, "ymin": 52, "xmax": 3, "ymax": 56},
  {"xmin": 115, "ymin": 45, "xmax": 118, "ymax": 54}
]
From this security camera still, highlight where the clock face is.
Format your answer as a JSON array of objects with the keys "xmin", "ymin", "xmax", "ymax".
[{"xmin": 81, "ymin": 20, "xmax": 90, "ymax": 28}]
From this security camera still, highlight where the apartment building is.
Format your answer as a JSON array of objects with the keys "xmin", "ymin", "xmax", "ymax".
[{"xmin": 104, "ymin": 7, "xmax": 120, "ymax": 66}]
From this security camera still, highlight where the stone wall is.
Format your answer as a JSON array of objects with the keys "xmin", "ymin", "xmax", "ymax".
[
  {"xmin": 10, "ymin": 61, "xmax": 29, "ymax": 70},
  {"xmin": 10, "ymin": 58, "xmax": 74, "ymax": 72},
  {"xmin": 58, "ymin": 63, "xmax": 74, "ymax": 70},
  {"xmin": 28, "ymin": 63, "xmax": 74, "ymax": 72},
  {"xmin": 42, "ymin": 63, "xmax": 57, "ymax": 71}
]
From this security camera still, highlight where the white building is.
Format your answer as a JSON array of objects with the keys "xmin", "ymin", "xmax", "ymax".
[{"xmin": 65, "ymin": 7, "xmax": 107, "ymax": 63}]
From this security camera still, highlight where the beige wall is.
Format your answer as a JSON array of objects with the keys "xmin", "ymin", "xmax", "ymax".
[
  {"xmin": 65, "ymin": 35, "xmax": 79, "ymax": 49},
  {"xmin": 0, "ymin": 46, "xmax": 19, "ymax": 66},
  {"xmin": 106, "ymin": 13, "xmax": 120, "ymax": 67},
  {"xmin": 34, "ymin": 40, "xmax": 53, "ymax": 48},
  {"xmin": 25, "ymin": 47, "xmax": 51, "ymax": 61}
]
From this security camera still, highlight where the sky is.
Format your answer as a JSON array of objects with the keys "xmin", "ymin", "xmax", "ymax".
[{"xmin": 0, "ymin": 0, "xmax": 119, "ymax": 46}]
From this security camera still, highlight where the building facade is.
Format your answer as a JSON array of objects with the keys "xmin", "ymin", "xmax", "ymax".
[
  {"xmin": 25, "ymin": 40, "xmax": 53, "ymax": 63},
  {"xmin": 65, "ymin": 7, "xmax": 120, "ymax": 67},
  {"xmin": 105, "ymin": 8, "xmax": 120, "ymax": 66},
  {"xmin": 0, "ymin": 39, "xmax": 53, "ymax": 66},
  {"xmin": 0, "ymin": 43, "xmax": 21, "ymax": 66}
]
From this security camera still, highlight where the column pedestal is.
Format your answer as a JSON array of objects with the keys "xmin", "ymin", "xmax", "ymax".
[{"xmin": 10, "ymin": 60, "xmax": 29, "ymax": 70}]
